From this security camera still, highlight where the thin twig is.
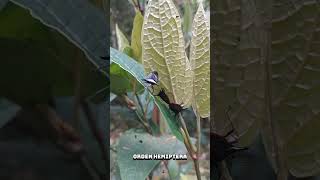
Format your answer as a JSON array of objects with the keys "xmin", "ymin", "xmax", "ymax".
[
  {"xmin": 195, "ymin": 115, "xmax": 201, "ymax": 180},
  {"xmin": 135, "ymin": 93, "xmax": 144, "ymax": 113},
  {"xmin": 135, "ymin": 109, "xmax": 152, "ymax": 134},
  {"xmin": 178, "ymin": 114, "xmax": 201, "ymax": 180},
  {"xmin": 86, "ymin": 86, "xmax": 108, "ymax": 101}
]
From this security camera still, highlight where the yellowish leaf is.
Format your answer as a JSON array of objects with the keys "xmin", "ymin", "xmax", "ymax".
[
  {"xmin": 190, "ymin": 3, "xmax": 210, "ymax": 118},
  {"xmin": 116, "ymin": 24, "xmax": 129, "ymax": 52},
  {"xmin": 130, "ymin": 11, "xmax": 144, "ymax": 62},
  {"xmin": 142, "ymin": 0, "xmax": 193, "ymax": 106}
]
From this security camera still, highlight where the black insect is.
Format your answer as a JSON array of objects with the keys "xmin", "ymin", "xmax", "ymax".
[
  {"xmin": 169, "ymin": 103, "xmax": 184, "ymax": 116},
  {"xmin": 211, "ymin": 129, "xmax": 248, "ymax": 162},
  {"xmin": 156, "ymin": 88, "xmax": 170, "ymax": 104},
  {"xmin": 155, "ymin": 88, "xmax": 186, "ymax": 116},
  {"xmin": 211, "ymin": 107, "xmax": 248, "ymax": 179}
]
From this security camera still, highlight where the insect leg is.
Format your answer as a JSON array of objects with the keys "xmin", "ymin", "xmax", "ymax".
[{"xmin": 223, "ymin": 129, "xmax": 234, "ymax": 138}]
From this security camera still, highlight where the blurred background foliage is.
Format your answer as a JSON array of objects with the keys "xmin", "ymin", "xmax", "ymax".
[
  {"xmin": 213, "ymin": 0, "xmax": 320, "ymax": 179},
  {"xmin": 0, "ymin": 0, "xmax": 108, "ymax": 180}
]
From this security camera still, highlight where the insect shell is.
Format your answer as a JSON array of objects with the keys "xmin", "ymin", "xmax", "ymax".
[{"xmin": 142, "ymin": 71, "xmax": 159, "ymax": 87}]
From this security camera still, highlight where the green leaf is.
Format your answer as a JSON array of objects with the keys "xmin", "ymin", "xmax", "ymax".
[
  {"xmin": 116, "ymin": 24, "xmax": 130, "ymax": 52},
  {"xmin": 190, "ymin": 2, "xmax": 210, "ymax": 118},
  {"xmin": 0, "ymin": 4, "xmax": 106, "ymax": 105},
  {"xmin": 9, "ymin": 0, "xmax": 108, "ymax": 77},
  {"xmin": 110, "ymin": 63, "xmax": 132, "ymax": 95},
  {"xmin": 168, "ymin": 159, "xmax": 180, "ymax": 180},
  {"xmin": 130, "ymin": 11, "xmax": 143, "ymax": 62},
  {"xmin": 117, "ymin": 130, "xmax": 187, "ymax": 180},
  {"xmin": 182, "ymin": 0, "xmax": 192, "ymax": 35},
  {"xmin": 110, "ymin": 47, "xmax": 184, "ymax": 141},
  {"xmin": 142, "ymin": 0, "xmax": 193, "ymax": 107},
  {"xmin": 0, "ymin": 98, "xmax": 20, "ymax": 128}
]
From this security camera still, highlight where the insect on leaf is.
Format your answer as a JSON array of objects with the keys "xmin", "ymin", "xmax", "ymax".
[
  {"xmin": 190, "ymin": 2, "xmax": 210, "ymax": 118},
  {"xmin": 110, "ymin": 47, "xmax": 184, "ymax": 141},
  {"xmin": 142, "ymin": 0, "xmax": 193, "ymax": 107}
]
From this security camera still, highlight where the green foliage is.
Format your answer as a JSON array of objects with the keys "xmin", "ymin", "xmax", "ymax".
[
  {"xmin": 130, "ymin": 11, "xmax": 143, "ymax": 62},
  {"xmin": 0, "ymin": 3, "xmax": 106, "ymax": 105},
  {"xmin": 117, "ymin": 129, "xmax": 186, "ymax": 180},
  {"xmin": 110, "ymin": 47, "xmax": 184, "ymax": 141}
]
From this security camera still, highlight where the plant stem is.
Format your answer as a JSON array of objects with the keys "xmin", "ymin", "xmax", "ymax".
[
  {"xmin": 135, "ymin": 93, "xmax": 144, "ymax": 113},
  {"xmin": 178, "ymin": 114, "xmax": 201, "ymax": 180},
  {"xmin": 196, "ymin": 115, "xmax": 201, "ymax": 180}
]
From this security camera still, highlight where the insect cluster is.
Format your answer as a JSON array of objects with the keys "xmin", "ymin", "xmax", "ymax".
[{"xmin": 142, "ymin": 71, "xmax": 185, "ymax": 116}]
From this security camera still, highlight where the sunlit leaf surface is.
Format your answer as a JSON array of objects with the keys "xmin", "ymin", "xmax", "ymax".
[
  {"xmin": 190, "ymin": 3, "xmax": 210, "ymax": 118},
  {"xmin": 142, "ymin": 0, "xmax": 193, "ymax": 107}
]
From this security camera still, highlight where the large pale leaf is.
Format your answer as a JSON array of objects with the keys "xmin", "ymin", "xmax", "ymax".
[
  {"xmin": 110, "ymin": 47, "xmax": 183, "ymax": 141},
  {"xmin": 190, "ymin": 3, "xmax": 210, "ymax": 118},
  {"xmin": 117, "ymin": 130, "xmax": 187, "ymax": 180},
  {"xmin": 214, "ymin": 0, "xmax": 320, "ymax": 177},
  {"xmin": 142, "ymin": 0, "xmax": 193, "ymax": 107},
  {"xmin": 262, "ymin": 0, "xmax": 320, "ymax": 177},
  {"xmin": 9, "ymin": 0, "xmax": 108, "ymax": 77},
  {"xmin": 212, "ymin": 0, "xmax": 262, "ymax": 146}
]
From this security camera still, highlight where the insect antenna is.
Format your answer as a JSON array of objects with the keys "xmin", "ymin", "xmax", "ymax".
[{"xmin": 225, "ymin": 105, "xmax": 239, "ymax": 138}]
